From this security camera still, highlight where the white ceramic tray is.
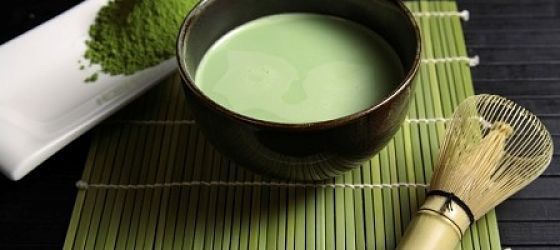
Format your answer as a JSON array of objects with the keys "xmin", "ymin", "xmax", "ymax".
[{"xmin": 0, "ymin": 0, "xmax": 176, "ymax": 180}]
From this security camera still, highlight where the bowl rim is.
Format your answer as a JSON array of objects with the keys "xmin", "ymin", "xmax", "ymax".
[{"xmin": 176, "ymin": 0, "xmax": 421, "ymax": 131}]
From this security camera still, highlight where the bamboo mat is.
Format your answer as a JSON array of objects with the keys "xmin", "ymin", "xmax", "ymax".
[{"xmin": 64, "ymin": 1, "xmax": 502, "ymax": 249}]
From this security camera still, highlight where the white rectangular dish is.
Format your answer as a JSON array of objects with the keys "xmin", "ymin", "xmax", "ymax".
[{"xmin": 0, "ymin": 0, "xmax": 176, "ymax": 180}]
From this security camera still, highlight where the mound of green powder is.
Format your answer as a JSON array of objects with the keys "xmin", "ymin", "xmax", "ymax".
[{"xmin": 84, "ymin": 0, "xmax": 198, "ymax": 76}]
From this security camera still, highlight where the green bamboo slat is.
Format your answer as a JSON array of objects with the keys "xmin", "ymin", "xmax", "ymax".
[
  {"xmin": 258, "ymin": 177, "xmax": 270, "ymax": 250},
  {"xmin": 212, "ymin": 156, "xmax": 230, "ymax": 250},
  {"xmin": 476, "ymin": 219, "xmax": 492, "ymax": 250},
  {"xmin": 409, "ymin": 99, "xmax": 427, "ymax": 206},
  {"xmin": 289, "ymin": 185, "xmax": 301, "ymax": 247},
  {"xmin": 221, "ymin": 160, "xmax": 238, "ymax": 250},
  {"xmin": 243, "ymin": 172, "xmax": 260, "ymax": 249},
  {"xmin": 64, "ymin": 2, "xmax": 503, "ymax": 249},
  {"xmin": 361, "ymin": 162, "xmax": 376, "ymax": 249},
  {"xmin": 379, "ymin": 148, "xmax": 395, "ymax": 249},
  {"xmin": 389, "ymin": 140, "xmax": 404, "ymax": 241},
  {"xmin": 371, "ymin": 155, "xmax": 386, "ymax": 250},
  {"xmin": 486, "ymin": 210, "xmax": 502, "ymax": 250},
  {"xmin": 394, "ymin": 130, "xmax": 412, "ymax": 228},
  {"xmin": 306, "ymin": 185, "xmax": 317, "ymax": 250},
  {"xmin": 324, "ymin": 178, "xmax": 336, "ymax": 250},
  {"xmin": 286, "ymin": 184, "xmax": 296, "ymax": 250},
  {"xmin": 316, "ymin": 182, "xmax": 326, "ymax": 250},
  {"xmin": 265, "ymin": 180, "xmax": 278, "ymax": 250},
  {"xmin": 353, "ymin": 167, "xmax": 366, "ymax": 250},
  {"xmin": 228, "ymin": 167, "xmax": 244, "ymax": 250},
  {"xmin": 239, "ymin": 171, "xmax": 254, "ymax": 249},
  {"xmin": 343, "ymin": 171, "xmax": 356, "ymax": 250},
  {"xmin": 403, "ymin": 122, "xmax": 419, "ymax": 212},
  {"xmin": 294, "ymin": 186, "xmax": 305, "ymax": 250},
  {"xmin": 248, "ymin": 174, "xmax": 263, "ymax": 250},
  {"xmin": 332, "ymin": 174, "xmax": 344, "ymax": 249},
  {"xmin": 276, "ymin": 180, "xmax": 288, "ymax": 250}
]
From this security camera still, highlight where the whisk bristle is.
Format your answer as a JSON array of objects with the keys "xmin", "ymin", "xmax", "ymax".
[
  {"xmin": 431, "ymin": 95, "xmax": 553, "ymax": 220},
  {"xmin": 491, "ymin": 122, "xmax": 513, "ymax": 137}
]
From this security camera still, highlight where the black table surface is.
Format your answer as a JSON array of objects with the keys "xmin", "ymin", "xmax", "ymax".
[{"xmin": 1, "ymin": 0, "xmax": 559, "ymax": 249}]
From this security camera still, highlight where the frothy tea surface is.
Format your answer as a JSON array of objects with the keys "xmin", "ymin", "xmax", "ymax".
[{"xmin": 195, "ymin": 13, "xmax": 404, "ymax": 123}]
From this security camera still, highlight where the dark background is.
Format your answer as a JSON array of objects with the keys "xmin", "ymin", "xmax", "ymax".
[{"xmin": 1, "ymin": 0, "xmax": 559, "ymax": 249}]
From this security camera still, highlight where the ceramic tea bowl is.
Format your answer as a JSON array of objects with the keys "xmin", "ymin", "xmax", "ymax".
[{"xmin": 177, "ymin": 0, "xmax": 421, "ymax": 180}]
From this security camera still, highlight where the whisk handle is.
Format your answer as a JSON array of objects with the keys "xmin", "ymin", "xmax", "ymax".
[
  {"xmin": 397, "ymin": 195, "xmax": 472, "ymax": 250},
  {"xmin": 397, "ymin": 211, "xmax": 461, "ymax": 250}
]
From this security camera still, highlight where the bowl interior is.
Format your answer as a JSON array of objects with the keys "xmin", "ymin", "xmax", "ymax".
[{"xmin": 177, "ymin": 0, "xmax": 420, "ymax": 127}]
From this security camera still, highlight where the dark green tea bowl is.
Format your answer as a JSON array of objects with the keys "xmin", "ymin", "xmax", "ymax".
[{"xmin": 176, "ymin": 0, "xmax": 421, "ymax": 181}]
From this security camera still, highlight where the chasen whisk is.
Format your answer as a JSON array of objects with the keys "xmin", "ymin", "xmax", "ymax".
[{"xmin": 397, "ymin": 94, "xmax": 554, "ymax": 250}]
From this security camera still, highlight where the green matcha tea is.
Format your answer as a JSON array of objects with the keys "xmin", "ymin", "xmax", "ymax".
[{"xmin": 195, "ymin": 13, "xmax": 404, "ymax": 123}]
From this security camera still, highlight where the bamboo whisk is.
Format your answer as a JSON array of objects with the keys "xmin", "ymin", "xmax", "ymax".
[{"xmin": 398, "ymin": 94, "xmax": 554, "ymax": 250}]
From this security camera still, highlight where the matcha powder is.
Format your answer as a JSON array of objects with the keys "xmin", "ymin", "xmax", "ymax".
[{"xmin": 84, "ymin": 0, "xmax": 198, "ymax": 76}]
